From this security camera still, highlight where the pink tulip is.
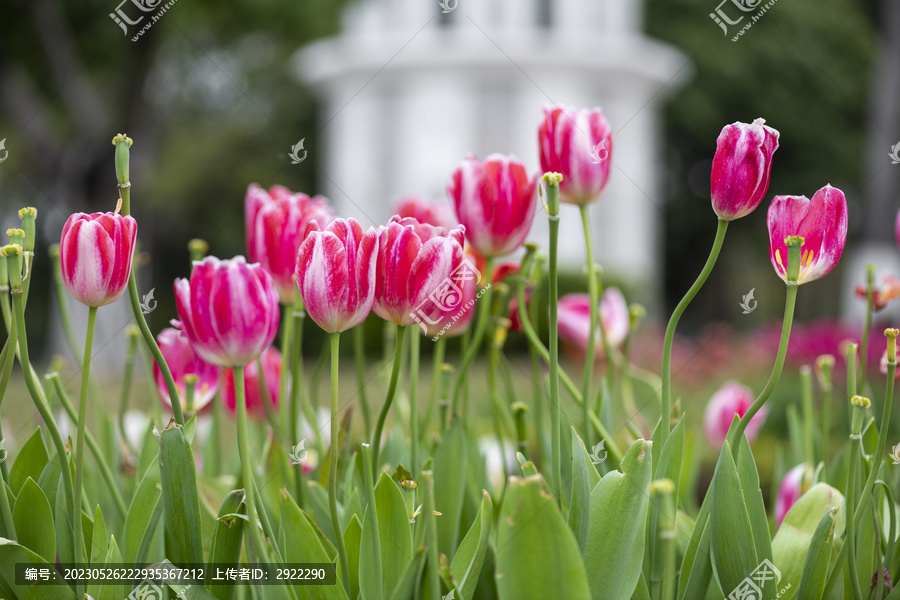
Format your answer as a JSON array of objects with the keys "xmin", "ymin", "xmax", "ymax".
[
  {"xmin": 775, "ymin": 464, "xmax": 812, "ymax": 527},
  {"xmin": 710, "ymin": 118, "xmax": 780, "ymax": 220},
  {"xmin": 393, "ymin": 195, "xmax": 457, "ymax": 230},
  {"xmin": 420, "ymin": 266, "xmax": 477, "ymax": 338},
  {"xmin": 702, "ymin": 381, "xmax": 768, "ymax": 447},
  {"xmin": 295, "ymin": 218, "xmax": 379, "ymax": 333},
  {"xmin": 556, "ymin": 289, "xmax": 629, "ymax": 356},
  {"xmin": 222, "ymin": 347, "xmax": 281, "ymax": 420},
  {"xmin": 245, "ymin": 183, "xmax": 333, "ymax": 303},
  {"xmin": 374, "ymin": 216, "xmax": 466, "ymax": 328},
  {"xmin": 447, "ymin": 154, "xmax": 537, "ymax": 258},
  {"xmin": 59, "ymin": 212, "xmax": 137, "ymax": 307},
  {"xmin": 767, "ymin": 185, "xmax": 848, "ymax": 284},
  {"xmin": 880, "ymin": 349, "xmax": 900, "ymax": 380},
  {"xmin": 175, "ymin": 256, "xmax": 280, "ymax": 367},
  {"xmin": 153, "ymin": 323, "xmax": 221, "ymax": 413},
  {"xmin": 538, "ymin": 105, "xmax": 614, "ymax": 205}
]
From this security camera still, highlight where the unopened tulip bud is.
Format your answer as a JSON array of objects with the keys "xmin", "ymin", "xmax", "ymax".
[
  {"xmin": 539, "ymin": 106, "xmax": 614, "ymax": 205},
  {"xmin": 710, "ymin": 118, "xmax": 779, "ymax": 220},
  {"xmin": 60, "ymin": 212, "xmax": 137, "ymax": 308},
  {"xmin": 629, "ymin": 303, "xmax": 646, "ymax": 329},
  {"xmin": 188, "ymin": 238, "xmax": 209, "ymax": 261},
  {"xmin": 493, "ymin": 317, "xmax": 511, "ymax": 349}
]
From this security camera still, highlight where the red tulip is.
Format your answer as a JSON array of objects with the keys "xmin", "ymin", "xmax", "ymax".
[
  {"xmin": 557, "ymin": 289, "xmax": 629, "ymax": 356},
  {"xmin": 775, "ymin": 464, "xmax": 812, "ymax": 527},
  {"xmin": 153, "ymin": 323, "xmax": 221, "ymax": 413},
  {"xmin": 295, "ymin": 218, "xmax": 379, "ymax": 333},
  {"xmin": 710, "ymin": 118, "xmax": 780, "ymax": 220},
  {"xmin": 245, "ymin": 183, "xmax": 333, "ymax": 303},
  {"xmin": 538, "ymin": 105, "xmax": 614, "ymax": 205},
  {"xmin": 175, "ymin": 256, "xmax": 280, "ymax": 367},
  {"xmin": 702, "ymin": 381, "xmax": 768, "ymax": 447},
  {"xmin": 767, "ymin": 185, "xmax": 848, "ymax": 284},
  {"xmin": 222, "ymin": 347, "xmax": 281, "ymax": 420},
  {"xmin": 447, "ymin": 154, "xmax": 537, "ymax": 258},
  {"xmin": 59, "ymin": 212, "xmax": 137, "ymax": 307},
  {"xmin": 393, "ymin": 195, "xmax": 457, "ymax": 230},
  {"xmin": 375, "ymin": 216, "xmax": 466, "ymax": 327}
]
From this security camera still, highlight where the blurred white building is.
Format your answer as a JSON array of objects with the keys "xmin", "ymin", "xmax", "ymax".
[{"xmin": 293, "ymin": 0, "xmax": 689, "ymax": 307}]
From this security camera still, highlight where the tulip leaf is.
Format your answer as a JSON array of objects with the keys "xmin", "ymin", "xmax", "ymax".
[
  {"xmin": 794, "ymin": 507, "xmax": 839, "ymax": 600},
  {"xmin": 374, "ymin": 472, "xmax": 413, "ymax": 598},
  {"xmin": 137, "ymin": 422, "xmax": 159, "ymax": 478},
  {"xmin": 0, "ymin": 537, "xmax": 75, "ymax": 600},
  {"xmin": 159, "ymin": 423, "xmax": 204, "ymax": 565},
  {"xmin": 584, "ymin": 438, "xmax": 652, "ymax": 600},
  {"xmin": 87, "ymin": 506, "xmax": 108, "ymax": 600},
  {"xmin": 278, "ymin": 489, "xmax": 349, "ymax": 600},
  {"xmin": 13, "ymin": 477, "xmax": 55, "ymax": 563},
  {"xmin": 54, "ymin": 465, "xmax": 77, "ymax": 565},
  {"xmin": 36, "ymin": 453, "xmax": 62, "ymax": 519},
  {"xmin": 10, "ymin": 427, "xmax": 49, "ymax": 496},
  {"xmin": 206, "ymin": 489, "xmax": 245, "ymax": 600},
  {"xmin": 496, "ymin": 474, "xmax": 591, "ymax": 600},
  {"xmin": 433, "ymin": 416, "xmax": 468, "ymax": 559},
  {"xmin": 567, "ymin": 428, "xmax": 599, "ymax": 552},
  {"xmin": 646, "ymin": 417, "xmax": 684, "ymax": 584},
  {"xmin": 709, "ymin": 441, "xmax": 758, "ymax": 595},
  {"xmin": 97, "ymin": 535, "xmax": 128, "ymax": 600},
  {"xmin": 449, "ymin": 489, "xmax": 493, "ymax": 600},
  {"xmin": 735, "ymin": 430, "xmax": 775, "ymax": 597},
  {"xmin": 343, "ymin": 514, "xmax": 362, "ymax": 600},
  {"xmin": 123, "ymin": 461, "xmax": 162, "ymax": 563},
  {"xmin": 387, "ymin": 547, "xmax": 427, "ymax": 600},
  {"xmin": 772, "ymin": 483, "xmax": 845, "ymax": 600}
]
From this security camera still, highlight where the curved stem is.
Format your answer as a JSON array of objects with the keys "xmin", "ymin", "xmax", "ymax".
[
  {"xmin": 371, "ymin": 324, "xmax": 406, "ymax": 474},
  {"xmin": 234, "ymin": 365, "xmax": 270, "ymax": 563},
  {"xmin": 328, "ymin": 333, "xmax": 351, "ymax": 594},
  {"xmin": 578, "ymin": 205, "xmax": 599, "ymax": 446},
  {"xmin": 408, "ymin": 328, "xmax": 420, "ymax": 475},
  {"xmin": 661, "ymin": 218, "xmax": 728, "ymax": 450},
  {"xmin": 450, "ymin": 257, "xmax": 494, "ymax": 415},
  {"xmin": 729, "ymin": 284, "xmax": 798, "ymax": 454},
  {"xmin": 73, "ymin": 306, "xmax": 97, "ymax": 570}
]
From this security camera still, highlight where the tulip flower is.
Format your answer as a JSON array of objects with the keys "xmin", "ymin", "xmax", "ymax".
[
  {"xmin": 767, "ymin": 185, "xmax": 848, "ymax": 285},
  {"xmin": 702, "ymin": 381, "xmax": 769, "ymax": 447},
  {"xmin": 880, "ymin": 349, "xmax": 900, "ymax": 380},
  {"xmin": 775, "ymin": 463, "xmax": 812, "ymax": 527},
  {"xmin": 222, "ymin": 347, "xmax": 281, "ymax": 420},
  {"xmin": 59, "ymin": 212, "xmax": 137, "ymax": 307},
  {"xmin": 537, "ymin": 105, "xmax": 614, "ymax": 205},
  {"xmin": 393, "ymin": 195, "xmax": 457, "ymax": 230},
  {"xmin": 244, "ymin": 183, "xmax": 333, "ymax": 303},
  {"xmin": 447, "ymin": 154, "xmax": 537, "ymax": 258},
  {"xmin": 175, "ymin": 255, "xmax": 280, "ymax": 368},
  {"xmin": 557, "ymin": 289, "xmax": 630, "ymax": 356},
  {"xmin": 710, "ymin": 118, "xmax": 780, "ymax": 220},
  {"xmin": 374, "ymin": 216, "xmax": 466, "ymax": 327},
  {"xmin": 153, "ymin": 323, "xmax": 221, "ymax": 413},
  {"xmin": 856, "ymin": 274, "xmax": 900, "ymax": 311},
  {"xmin": 420, "ymin": 266, "xmax": 477, "ymax": 339},
  {"xmin": 295, "ymin": 218, "xmax": 379, "ymax": 333}
]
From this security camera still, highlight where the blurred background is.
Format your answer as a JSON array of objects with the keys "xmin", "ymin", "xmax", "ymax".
[{"xmin": 0, "ymin": 0, "xmax": 898, "ymax": 488}]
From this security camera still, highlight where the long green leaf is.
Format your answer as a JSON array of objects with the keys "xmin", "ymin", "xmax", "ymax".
[
  {"xmin": 123, "ymin": 462, "xmax": 162, "ymax": 563},
  {"xmin": 87, "ymin": 505, "xmax": 108, "ymax": 600},
  {"xmin": 206, "ymin": 489, "xmax": 245, "ymax": 600},
  {"xmin": 374, "ymin": 472, "xmax": 413, "ymax": 598},
  {"xmin": 14, "ymin": 477, "xmax": 55, "ymax": 563},
  {"xmin": 584, "ymin": 439, "xmax": 653, "ymax": 600},
  {"xmin": 449, "ymin": 489, "xmax": 492, "ymax": 600},
  {"xmin": 343, "ymin": 514, "xmax": 362, "ymax": 600},
  {"xmin": 10, "ymin": 427, "xmax": 49, "ymax": 496},
  {"xmin": 496, "ymin": 475, "xmax": 591, "ymax": 600},
  {"xmin": 0, "ymin": 537, "xmax": 75, "ymax": 600},
  {"xmin": 795, "ymin": 507, "xmax": 839, "ymax": 600},
  {"xmin": 159, "ymin": 423, "xmax": 203, "ymax": 565},
  {"xmin": 433, "ymin": 417, "xmax": 468, "ymax": 559},
  {"xmin": 735, "ymin": 431, "xmax": 774, "ymax": 597},
  {"xmin": 709, "ymin": 441, "xmax": 757, "ymax": 595},
  {"xmin": 568, "ymin": 428, "xmax": 598, "ymax": 553}
]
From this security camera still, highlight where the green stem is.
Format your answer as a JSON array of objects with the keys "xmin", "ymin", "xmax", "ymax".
[
  {"xmin": 853, "ymin": 351, "xmax": 895, "ymax": 528},
  {"xmin": 800, "ymin": 366, "xmax": 815, "ymax": 465},
  {"xmin": 353, "ymin": 325, "xmax": 373, "ymax": 436},
  {"xmin": 73, "ymin": 306, "xmax": 97, "ymax": 570},
  {"xmin": 0, "ymin": 333, "xmax": 15, "ymax": 410},
  {"xmin": 729, "ymin": 284, "xmax": 798, "ymax": 454},
  {"xmin": 291, "ymin": 297, "xmax": 307, "ymax": 506},
  {"xmin": 661, "ymin": 218, "xmax": 728, "ymax": 450},
  {"xmin": 408, "ymin": 328, "xmax": 420, "ymax": 475},
  {"xmin": 118, "ymin": 329, "xmax": 139, "ymax": 455},
  {"xmin": 234, "ymin": 365, "xmax": 270, "ymax": 563},
  {"xmin": 48, "ymin": 373, "xmax": 127, "ymax": 516},
  {"xmin": 846, "ymin": 415, "xmax": 864, "ymax": 599},
  {"xmin": 329, "ymin": 333, "xmax": 351, "ymax": 594},
  {"xmin": 422, "ymin": 470, "xmax": 441, "ymax": 600},
  {"xmin": 546, "ymin": 175, "xmax": 563, "ymax": 501},
  {"xmin": 578, "ymin": 204, "xmax": 598, "ymax": 446},
  {"xmin": 450, "ymin": 257, "xmax": 495, "ymax": 415},
  {"xmin": 422, "ymin": 335, "xmax": 446, "ymax": 444},
  {"xmin": 371, "ymin": 324, "xmax": 406, "ymax": 473},
  {"xmin": 360, "ymin": 443, "xmax": 382, "ymax": 593},
  {"xmin": 209, "ymin": 392, "xmax": 223, "ymax": 476},
  {"xmin": 859, "ymin": 265, "xmax": 874, "ymax": 393},
  {"xmin": 488, "ymin": 329, "xmax": 508, "ymax": 482},
  {"xmin": 279, "ymin": 301, "xmax": 294, "ymax": 443}
]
